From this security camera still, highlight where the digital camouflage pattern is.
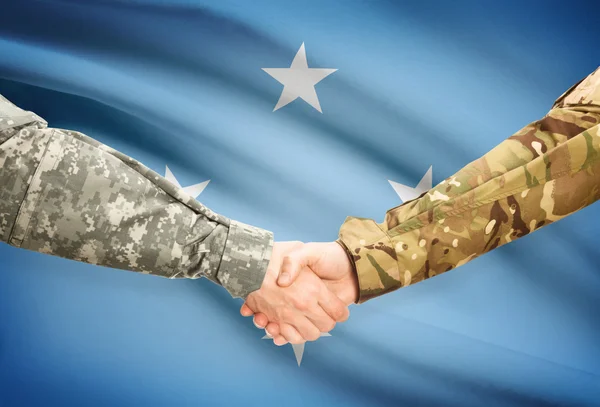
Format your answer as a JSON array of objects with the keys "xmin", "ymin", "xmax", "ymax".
[
  {"xmin": 0, "ymin": 94, "xmax": 273, "ymax": 299},
  {"xmin": 339, "ymin": 66, "xmax": 600, "ymax": 303}
]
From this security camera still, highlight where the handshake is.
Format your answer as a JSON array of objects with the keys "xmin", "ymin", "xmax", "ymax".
[{"xmin": 240, "ymin": 241, "xmax": 360, "ymax": 346}]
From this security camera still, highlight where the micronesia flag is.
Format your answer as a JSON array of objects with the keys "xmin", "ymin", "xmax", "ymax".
[{"xmin": 1, "ymin": 1, "xmax": 599, "ymax": 406}]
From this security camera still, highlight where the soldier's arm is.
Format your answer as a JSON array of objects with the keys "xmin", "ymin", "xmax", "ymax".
[
  {"xmin": 0, "ymin": 93, "xmax": 272, "ymax": 299},
  {"xmin": 338, "ymin": 67, "xmax": 600, "ymax": 303}
]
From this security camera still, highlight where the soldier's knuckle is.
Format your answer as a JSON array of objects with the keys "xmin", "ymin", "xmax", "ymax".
[
  {"xmin": 307, "ymin": 330, "xmax": 320, "ymax": 342},
  {"xmin": 289, "ymin": 336, "xmax": 304, "ymax": 345},
  {"xmin": 332, "ymin": 305, "xmax": 346, "ymax": 321},
  {"xmin": 294, "ymin": 297, "xmax": 309, "ymax": 312},
  {"xmin": 280, "ymin": 308, "xmax": 294, "ymax": 321}
]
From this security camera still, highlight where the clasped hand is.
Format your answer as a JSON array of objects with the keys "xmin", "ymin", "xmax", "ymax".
[{"xmin": 240, "ymin": 241, "xmax": 359, "ymax": 346}]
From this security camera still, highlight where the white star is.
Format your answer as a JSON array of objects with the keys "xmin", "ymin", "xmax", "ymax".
[
  {"xmin": 262, "ymin": 43, "xmax": 337, "ymax": 113},
  {"xmin": 262, "ymin": 333, "xmax": 331, "ymax": 366},
  {"xmin": 164, "ymin": 165, "xmax": 210, "ymax": 199},
  {"xmin": 389, "ymin": 166, "xmax": 433, "ymax": 202}
]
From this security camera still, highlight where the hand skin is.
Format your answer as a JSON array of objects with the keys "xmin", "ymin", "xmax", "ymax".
[
  {"xmin": 243, "ymin": 242, "xmax": 350, "ymax": 344},
  {"xmin": 241, "ymin": 242, "xmax": 359, "ymax": 346}
]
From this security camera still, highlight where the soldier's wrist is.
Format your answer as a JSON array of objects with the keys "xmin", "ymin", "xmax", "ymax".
[
  {"xmin": 216, "ymin": 220, "xmax": 274, "ymax": 299},
  {"xmin": 334, "ymin": 240, "xmax": 360, "ymax": 304}
]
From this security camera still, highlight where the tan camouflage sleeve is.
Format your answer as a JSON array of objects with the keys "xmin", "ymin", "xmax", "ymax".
[
  {"xmin": 338, "ymin": 66, "xmax": 600, "ymax": 303},
  {"xmin": 0, "ymin": 93, "xmax": 273, "ymax": 299}
]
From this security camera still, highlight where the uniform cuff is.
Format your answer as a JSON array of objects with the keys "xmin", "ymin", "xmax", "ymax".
[
  {"xmin": 338, "ymin": 216, "xmax": 402, "ymax": 303},
  {"xmin": 0, "ymin": 94, "xmax": 47, "ymax": 132},
  {"xmin": 217, "ymin": 220, "xmax": 273, "ymax": 299}
]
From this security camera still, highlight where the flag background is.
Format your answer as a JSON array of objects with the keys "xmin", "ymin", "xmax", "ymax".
[{"xmin": 1, "ymin": 1, "xmax": 599, "ymax": 406}]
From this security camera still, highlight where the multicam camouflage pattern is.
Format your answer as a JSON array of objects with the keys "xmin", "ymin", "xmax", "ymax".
[
  {"xmin": 0, "ymin": 94, "xmax": 272, "ymax": 299},
  {"xmin": 339, "ymin": 66, "xmax": 600, "ymax": 303}
]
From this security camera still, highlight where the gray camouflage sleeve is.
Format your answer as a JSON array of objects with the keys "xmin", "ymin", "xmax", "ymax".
[{"xmin": 0, "ymin": 93, "xmax": 273, "ymax": 299}]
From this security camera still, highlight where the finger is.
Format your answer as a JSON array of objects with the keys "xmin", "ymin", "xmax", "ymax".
[
  {"xmin": 265, "ymin": 322, "xmax": 281, "ymax": 337},
  {"xmin": 240, "ymin": 303, "xmax": 255, "ymax": 317},
  {"xmin": 253, "ymin": 313, "xmax": 269, "ymax": 328},
  {"xmin": 279, "ymin": 323, "xmax": 306, "ymax": 345},
  {"xmin": 273, "ymin": 335, "xmax": 288, "ymax": 346},
  {"xmin": 253, "ymin": 315, "xmax": 267, "ymax": 329},
  {"xmin": 287, "ymin": 314, "xmax": 321, "ymax": 342},
  {"xmin": 278, "ymin": 245, "xmax": 319, "ymax": 287},
  {"xmin": 319, "ymin": 289, "xmax": 350, "ymax": 322},
  {"xmin": 306, "ymin": 307, "xmax": 336, "ymax": 333},
  {"xmin": 277, "ymin": 255, "xmax": 303, "ymax": 287}
]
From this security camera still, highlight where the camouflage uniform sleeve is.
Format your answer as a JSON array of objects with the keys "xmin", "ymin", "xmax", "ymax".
[
  {"xmin": 338, "ymin": 66, "xmax": 600, "ymax": 303},
  {"xmin": 0, "ymin": 93, "xmax": 272, "ymax": 299}
]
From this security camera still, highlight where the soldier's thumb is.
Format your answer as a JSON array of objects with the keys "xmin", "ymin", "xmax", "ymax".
[{"xmin": 277, "ymin": 247, "xmax": 314, "ymax": 287}]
